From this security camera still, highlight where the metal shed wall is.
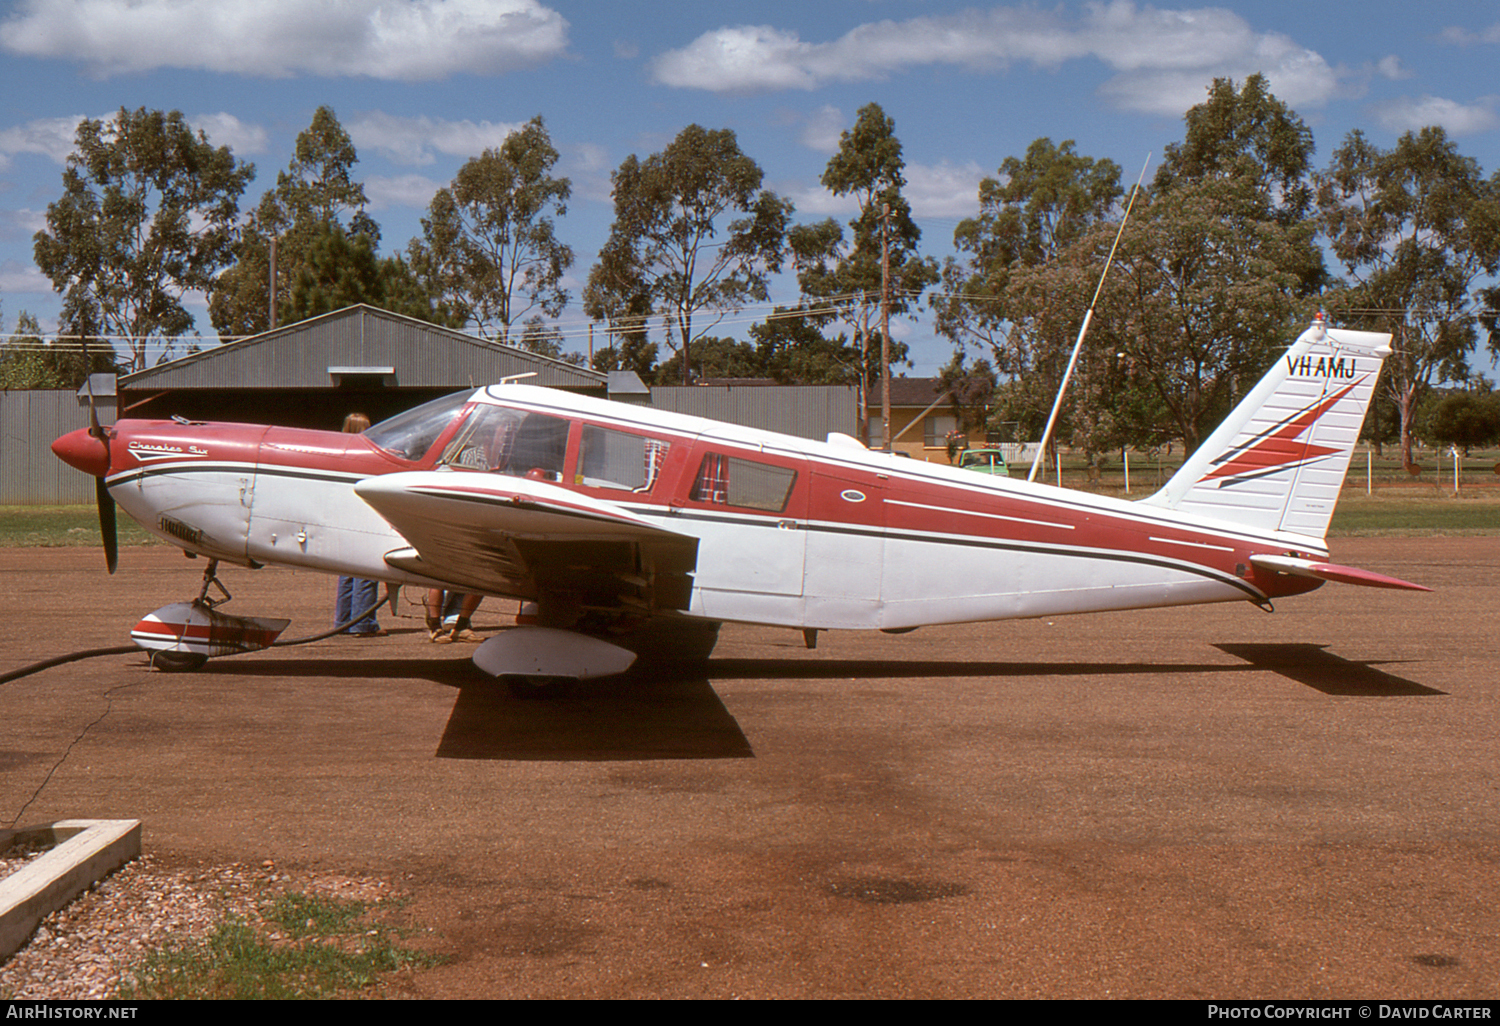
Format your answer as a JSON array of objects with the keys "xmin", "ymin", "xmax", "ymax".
[
  {"xmin": 648, "ymin": 385, "xmax": 857, "ymax": 441},
  {"xmin": 0, "ymin": 390, "xmax": 93, "ymax": 505},
  {"xmin": 121, "ymin": 306, "xmax": 605, "ymax": 392}
]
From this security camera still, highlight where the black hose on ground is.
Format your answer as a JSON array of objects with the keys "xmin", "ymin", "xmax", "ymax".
[{"xmin": 0, "ymin": 593, "xmax": 394, "ymax": 684}]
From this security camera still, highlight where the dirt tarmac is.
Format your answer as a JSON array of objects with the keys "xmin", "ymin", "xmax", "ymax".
[{"xmin": 1, "ymin": 539, "xmax": 1496, "ymax": 999}]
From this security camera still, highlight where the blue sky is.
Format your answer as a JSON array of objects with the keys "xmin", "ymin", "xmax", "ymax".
[{"xmin": 3, "ymin": 0, "xmax": 1500, "ymax": 377}]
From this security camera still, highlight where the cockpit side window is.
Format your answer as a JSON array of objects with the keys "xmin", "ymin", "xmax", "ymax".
[
  {"xmin": 363, "ymin": 391, "xmax": 472, "ymax": 463},
  {"xmin": 438, "ymin": 404, "xmax": 570, "ymax": 481},
  {"xmin": 578, "ymin": 425, "xmax": 670, "ymax": 492}
]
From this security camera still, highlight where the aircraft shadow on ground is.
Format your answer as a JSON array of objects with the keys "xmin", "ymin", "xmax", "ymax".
[
  {"xmin": 436, "ymin": 673, "xmax": 753, "ymax": 762},
  {"xmin": 706, "ymin": 645, "xmax": 1442, "ymax": 696},
  {"xmin": 205, "ymin": 656, "xmax": 755, "ymax": 762},
  {"xmin": 1210, "ymin": 643, "xmax": 1443, "ymax": 696},
  {"xmin": 201, "ymin": 641, "xmax": 1439, "ymax": 762}
]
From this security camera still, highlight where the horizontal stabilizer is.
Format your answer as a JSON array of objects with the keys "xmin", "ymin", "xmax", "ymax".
[{"xmin": 1249, "ymin": 554, "xmax": 1430, "ymax": 592}]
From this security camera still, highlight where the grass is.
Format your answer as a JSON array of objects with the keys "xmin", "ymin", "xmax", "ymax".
[
  {"xmin": 116, "ymin": 891, "xmax": 440, "ymax": 1000},
  {"xmin": 5, "ymin": 464, "xmax": 1498, "ymax": 552},
  {"xmin": 0, "ymin": 505, "xmax": 163, "ymax": 549},
  {"xmin": 1326, "ymin": 492, "xmax": 1500, "ymax": 536}
]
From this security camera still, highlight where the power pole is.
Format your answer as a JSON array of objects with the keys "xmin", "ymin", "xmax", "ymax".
[
  {"xmin": 880, "ymin": 202, "xmax": 892, "ymax": 451},
  {"xmin": 268, "ymin": 236, "xmax": 278, "ymax": 331}
]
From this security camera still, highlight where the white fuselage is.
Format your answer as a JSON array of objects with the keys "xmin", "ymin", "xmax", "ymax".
[{"xmin": 104, "ymin": 385, "xmax": 1326, "ymax": 632}]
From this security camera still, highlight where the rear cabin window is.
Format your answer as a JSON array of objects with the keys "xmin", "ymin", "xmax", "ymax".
[
  {"xmin": 578, "ymin": 426, "xmax": 670, "ymax": 492},
  {"xmin": 690, "ymin": 453, "xmax": 797, "ymax": 513},
  {"xmin": 439, "ymin": 405, "xmax": 570, "ymax": 481}
]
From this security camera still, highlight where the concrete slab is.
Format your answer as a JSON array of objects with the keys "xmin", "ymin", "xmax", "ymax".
[{"xmin": 0, "ymin": 820, "xmax": 141, "ymax": 959}]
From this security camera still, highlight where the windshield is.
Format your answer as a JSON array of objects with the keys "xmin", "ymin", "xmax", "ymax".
[{"xmin": 363, "ymin": 391, "xmax": 473, "ymax": 462}]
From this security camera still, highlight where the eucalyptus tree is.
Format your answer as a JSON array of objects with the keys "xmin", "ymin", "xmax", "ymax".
[
  {"xmin": 789, "ymin": 103, "xmax": 936, "ymax": 441},
  {"xmin": 409, "ymin": 116, "xmax": 573, "ymax": 343},
  {"xmin": 282, "ymin": 225, "xmax": 461, "ymax": 328},
  {"xmin": 1317, "ymin": 126, "xmax": 1500, "ymax": 465},
  {"xmin": 1108, "ymin": 173, "xmax": 1312, "ymax": 454},
  {"xmin": 33, "ymin": 106, "xmax": 255, "ymax": 370},
  {"xmin": 933, "ymin": 137, "xmax": 1122, "ymax": 461},
  {"xmin": 1099, "ymin": 75, "xmax": 1327, "ymax": 456},
  {"xmin": 0, "ymin": 309, "xmax": 116, "ymax": 388},
  {"xmin": 585, "ymin": 124, "xmax": 792, "ymax": 385},
  {"xmin": 210, "ymin": 106, "xmax": 379, "ymax": 337}
]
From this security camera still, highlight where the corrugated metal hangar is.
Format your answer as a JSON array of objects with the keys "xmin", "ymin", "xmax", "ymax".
[
  {"xmin": 118, "ymin": 304, "xmax": 608, "ymax": 429},
  {"xmin": 3, "ymin": 305, "xmax": 858, "ymax": 503}
]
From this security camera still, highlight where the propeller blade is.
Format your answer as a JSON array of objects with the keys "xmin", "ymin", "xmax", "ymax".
[
  {"xmin": 96, "ymin": 475, "xmax": 118, "ymax": 575},
  {"xmin": 78, "ymin": 330, "xmax": 118, "ymax": 574}
]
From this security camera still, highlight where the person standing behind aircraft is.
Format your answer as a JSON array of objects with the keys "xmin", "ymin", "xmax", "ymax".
[
  {"xmin": 426, "ymin": 588, "xmax": 482, "ymax": 643},
  {"xmin": 336, "ymin": 413, "xmax": 386, "ymax": 637}
]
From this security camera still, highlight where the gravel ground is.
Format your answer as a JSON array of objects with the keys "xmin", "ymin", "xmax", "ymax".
[
  {"xmin": 0, "ymin": 855, "xmax": 397, "ymax": 1000},
  {"xmin": 3, "ymin": 541, "xmax": 1497, "ymax": 998}
]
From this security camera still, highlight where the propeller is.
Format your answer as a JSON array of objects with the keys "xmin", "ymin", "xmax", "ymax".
[
  {"xmin": 81, "ymin": 335, "xmax": 118, "ymax": 575},
  {"xmin": 50, "ymin": 333, "xmax": 118, "ymax": 573},
  {"xmin": 96, "ymin": 475, "xmax": 118, "ymax": 574}
]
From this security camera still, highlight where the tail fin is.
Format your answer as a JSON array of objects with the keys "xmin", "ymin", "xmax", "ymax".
[{"xmin": 1140, "ymin": 316, "xmax": 1391, "ymax": 539}]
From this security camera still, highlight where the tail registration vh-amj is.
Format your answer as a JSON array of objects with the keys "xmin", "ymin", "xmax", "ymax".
[{"xmin": 52, "ymin": 315, "xmax": 1426, "ymax": 686}]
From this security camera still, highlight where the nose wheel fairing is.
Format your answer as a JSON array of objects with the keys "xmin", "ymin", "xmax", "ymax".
[{"xmin": 130, "ymin": 602, "xmax": 290, "ymax": 660}]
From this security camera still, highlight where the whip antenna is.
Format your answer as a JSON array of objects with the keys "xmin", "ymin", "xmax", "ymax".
[{"xmin": 1027, "ymin": 156, "xmax": 1150, "ymax": 483}]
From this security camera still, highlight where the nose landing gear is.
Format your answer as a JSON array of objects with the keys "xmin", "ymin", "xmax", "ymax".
[{"xmin": 131, "ymin": 559, "xmax": 291, "ymax": 672}]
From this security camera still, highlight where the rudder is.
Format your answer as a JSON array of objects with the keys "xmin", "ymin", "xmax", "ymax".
[{"xmin": 1140, "ymin": 315, "xmax": 1391, "ymax": 539}]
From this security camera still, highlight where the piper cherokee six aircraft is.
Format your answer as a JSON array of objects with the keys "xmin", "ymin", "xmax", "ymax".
[{"xmin": 52, "ymin": 314, "xmax": 1426, "ymax": 686}]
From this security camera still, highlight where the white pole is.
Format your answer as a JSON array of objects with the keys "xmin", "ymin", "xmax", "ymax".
[
  {"xmin": 1027, "ymin": 157, "xmax": 1149, "ymax": 483},
  {"xmin": 1367, "ymin": 450, "xmax": 1372, "ymax": 496},
  {"xmin": 1124, "ymin": 449, "xmax": 1131, "ymax": 494}
]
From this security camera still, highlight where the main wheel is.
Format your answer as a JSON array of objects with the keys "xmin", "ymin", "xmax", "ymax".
[
  {"xmin": 151, "ymin": 650, "xmax": 209, "ymax": 673},
  {"xmin": 502, "ymin": 674, "xmax": 574, "ymax": 699}
]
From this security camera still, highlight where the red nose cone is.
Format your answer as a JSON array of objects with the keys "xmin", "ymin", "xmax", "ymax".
[{"xmin": 53, "ymin": 427, "xmax": 112, "ymax": 477}]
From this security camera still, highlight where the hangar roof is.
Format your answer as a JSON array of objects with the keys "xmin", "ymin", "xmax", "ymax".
[{"xmin": 120, "ymin": 305, "xmax": 605, "ymax": 391}]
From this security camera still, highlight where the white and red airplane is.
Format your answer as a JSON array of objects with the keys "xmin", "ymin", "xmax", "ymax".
[{"xmin": 52, "ymin": 315, "xmax": 1426, "ymax": 685}]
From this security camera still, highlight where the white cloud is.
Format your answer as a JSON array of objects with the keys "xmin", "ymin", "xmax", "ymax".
[
  {"xmin": 799, "ymin": 105, "xmax": 846, "ymax": 155},
  {"xmin": 0, "ymin": 115, "xmax": 85, "ymax": 169},
  {"xmin": 1375, "ymin": 55, "xmax": 1411, "ymax": 81},
  {"xmin": 651, "ymin": 25, "xmax": 825, "ymax": 93},
  {"xmin": 1439, "ymin": 24, "xmax": 1500, "ymax": 46},
  {"xmin": 0, "ymin": 207, "xmax": 47, "ymax": 244},
  {"xmin": 0, "ymin": 258, "xmax": 51, "ymax": 295},
  {"xmin": 903, "ymin": 161, "xmax": 986, "ymax": 219},
  {"xmin": 777, "ymin": 160, "xmax": 983, "ymax": 221},
  {"xmin": 0, "ymin": 111, "xmax": 266, "ymax": 175},
  {"xmin": 364, "ymin": 173, "xmax": 443, "ymax": 211},
  {"xmin": 0, "ymin": 0, "xmax": 569, "ymax": 81},
  {"xmin": 650, "ymin": 2, "xmax": 1342, "ymax": 117},
  {"xmin": 189, "ymin": 113, "xmax": 269, "ymax": 156},
  {"xmin": 1370, "ymin": 95, "xmax": 1500, "ymax": 136},
  {"xmin": 779, "ymin": 181, "xmax": 857, "ymax": 219},
  {"xmin": 348, "ymin": 112, "xmax": 525, "ymax": 166}
]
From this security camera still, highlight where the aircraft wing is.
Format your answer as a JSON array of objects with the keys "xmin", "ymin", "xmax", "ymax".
[{"xmin": 354, "ymin": 471, "xmax": 699, "ymax": 611}]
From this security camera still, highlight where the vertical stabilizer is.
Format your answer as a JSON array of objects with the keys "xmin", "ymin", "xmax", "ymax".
[{"xmin": 1140, "ymin": 316, "xmax": 1391, "ymax": 539}]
